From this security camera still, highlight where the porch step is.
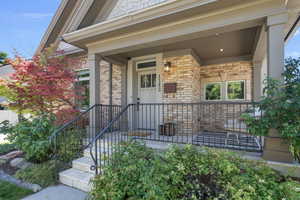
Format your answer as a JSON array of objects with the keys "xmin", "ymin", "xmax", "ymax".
[
  {"xmin": 84, "ymin": 147, "xmax": 113, "ymax": 158},
  {"xmin": 59, "ymin": 168, "xmax": 94, "ymax": 192},
  {"xmin": 72, "ymin": 157, "xmax": 95, "ymax": 174}
]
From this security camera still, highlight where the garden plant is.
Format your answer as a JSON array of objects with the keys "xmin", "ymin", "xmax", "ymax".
[
  {"xmin": 243, "ymin": 57, "xmax": 300, "ymax": 161},
  {"xmin": 90, "ymin": 141, "xmax": 300, "ymax": 200}
]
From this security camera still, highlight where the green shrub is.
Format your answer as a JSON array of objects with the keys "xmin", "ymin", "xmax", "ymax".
[
  {"xmin": 0, "ymin": 115, "xmax": 56, "ymax": 163},
  {"xmin": 15, "ymin": 160, "xmax": 60, "ymax": 188},
  {"xmin": 0, "ymin": 143, "xmax": 16, "ymax": 155},
  {"xmin": 242, "ymin": 58, "xmax": 300, "ymax": 161},
  {"xmin": 90, "ymin": 141, "xmax": 300, "ymax": 200}
]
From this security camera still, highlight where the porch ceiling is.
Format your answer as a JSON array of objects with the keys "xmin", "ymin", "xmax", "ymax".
[{"xmin": 112, "ymin": 27, "xmax": 259, "ymax": 65}]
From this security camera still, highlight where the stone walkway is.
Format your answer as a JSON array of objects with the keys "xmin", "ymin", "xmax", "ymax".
[{"xmin": 22, "ymin": 185, "xmax": 88, "ymax": 200}]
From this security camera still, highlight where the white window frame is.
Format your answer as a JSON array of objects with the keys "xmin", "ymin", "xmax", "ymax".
[
  {"xmin": 204, "ymin": 82, "xmax": 223, "ymax": 101},
  {"xmin": 204, "ymin": 80, "xmax": 246, "ymax": 101},
  {"xmin": 136, "ymin": 59, "xmax": 157, "ymax": 71},
  {"xmin": 76, "ymin": 69, "xmax": 90, "ymax": 81},
  {"xmin": 226, "ymin": 80, "xmax": 246, "ymax": 101}
]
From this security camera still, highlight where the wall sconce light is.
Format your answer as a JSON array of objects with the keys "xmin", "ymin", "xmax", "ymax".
[{"xmin": 164, "ymin": 62, "xmax": 171, "ymax": 72}]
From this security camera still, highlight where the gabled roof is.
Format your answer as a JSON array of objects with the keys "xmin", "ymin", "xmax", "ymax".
[
  {"xmin": 36, "ymin": 0, "xmax": 81, "ymax": 54},
  {"xmin": 36, "ymin": 0, "xmax": 111, "ymax": 54}
]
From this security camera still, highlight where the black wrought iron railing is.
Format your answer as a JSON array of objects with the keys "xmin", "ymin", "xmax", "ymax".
[
  {"xmin": 50, "ymin": 104, "xmax": 122, "ymax": 175},
  {"xmin": 89, "ymin": 101, "xmax": 263, "ymax": 175}
]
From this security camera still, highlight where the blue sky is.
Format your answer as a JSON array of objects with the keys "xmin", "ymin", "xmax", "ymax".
[
  {"xmin": 0, "ymin": 0, "xmax": 60, "ymax": 58},
  {"xmin": 0, "ymin": 1, "xmax": 299, "ymax": 59}
]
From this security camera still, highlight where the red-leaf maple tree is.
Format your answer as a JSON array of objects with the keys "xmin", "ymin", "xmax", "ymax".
[{"xmin": 0, "ymin": 48, "xmax": 83, "ymax": 124}]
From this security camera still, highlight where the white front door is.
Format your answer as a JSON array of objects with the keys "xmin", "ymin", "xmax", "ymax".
[
  {"xmin": 137, "ymin": 70, "xmax": 157, "ymax": 130},
  {"xmin": 138, "ymin": 71, "xmax": 157, "ymax": 103}
]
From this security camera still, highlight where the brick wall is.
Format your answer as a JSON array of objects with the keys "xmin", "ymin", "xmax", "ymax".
[
  {"xmin": 160, "ymin": 55, "xmax": 253, "ymax": 134},
  {"xmin": 99, "ymin": 62, "xmax": 122, "ymax": 105},
  {"xmin": 161, "ymin": 54, "xmax": 201, "ymax": 103},
  {"xmin": 161, "ymin": 54, "xmax": 201, "ymax": 134}
]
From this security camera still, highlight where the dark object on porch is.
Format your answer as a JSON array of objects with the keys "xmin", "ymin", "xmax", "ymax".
[
  {"xmin": 126, "ymin": 130, "xmax": 152, "ymax": 137},
  {"xmin": 159, "ymin": 123, "xmax": 176, "ymax": 136},
  {"xmin": 193, "ymin": 131, "xmax": 261, "ymax": 152}
]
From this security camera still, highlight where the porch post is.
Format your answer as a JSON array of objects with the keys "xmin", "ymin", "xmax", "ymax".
[
  {"xmin": 263, "ymin": 13, "xmax": 294, "ymax": 163},
  {"xmin": 121, "ymin": 64, "xmax": 128, "ymax": 107},
  {"xmin": 88, "ymin": 53, "xmax": 101, "ymax": 137},
  {"xmin": 120, "ymin": 64, "xmax": 128, "ymax": 131},
  {"xmin": 267, "ymin": 13, "xmax": 288, "ymax": 80},
  {"xmin": 109, "ymin": 63, "xmax": 113, "ymax": 122},
  {"xmin": 253, "ymin": 61, "xmax": 262, "ymax": 101}
]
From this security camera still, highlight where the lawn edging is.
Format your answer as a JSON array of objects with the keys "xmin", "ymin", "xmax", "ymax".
[{"xmin": 0, "ymin": 170, "xmax": 42, "ymax": 192}]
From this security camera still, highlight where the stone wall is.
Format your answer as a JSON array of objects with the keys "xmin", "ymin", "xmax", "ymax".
[
  {"xmin": 161, "ymin": 54, "xmax": 201, "ymax": 103},
  {"xmin": 99, "ymin": 62, "xmax": 122, "ymax": 105},
  {"xmin": 159, "ymin": 56, "xmax": 253, "ymax": 134},
  {"xmin": 160, "ymin": 54, "xmax": 201, "ymax": 134}
]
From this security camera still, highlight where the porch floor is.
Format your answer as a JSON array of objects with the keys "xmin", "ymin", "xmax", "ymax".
[{"xmin": 97, "ymin": 130, "xmax": 262, "ymax": 153}]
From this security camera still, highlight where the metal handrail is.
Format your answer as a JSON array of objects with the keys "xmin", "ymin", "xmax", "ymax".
[
  {"xmin": 50, "ymin": 104, "xmax": 100, "ymax": 142},
  {"xmin": 89, "ymin": 104, "xmax": 132, "ymax": 174}
]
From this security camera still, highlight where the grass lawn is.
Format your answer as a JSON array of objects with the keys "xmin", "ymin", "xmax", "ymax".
[{"xmin": 0, "ymin": 180, "xmax": 33, "ymax": 200}]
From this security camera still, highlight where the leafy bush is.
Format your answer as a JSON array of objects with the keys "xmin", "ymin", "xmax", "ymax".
[
  {"xmin": 0, "ymin": 115, "xmax": 56, "ymax": 163},
  {"xmin": 0, "ymin": 143, "xmax": 16, "ymax": 155},
  {"xmin": 242, "ymin": 58, "xmax": 300, "ymax": 161},
  {"xmin": 90, "ymin": 141, "xmax": 300, "ymax": 200},
  {"xmin": 15, "ymin": 160, "xmax": 60, "ymax": 188}
]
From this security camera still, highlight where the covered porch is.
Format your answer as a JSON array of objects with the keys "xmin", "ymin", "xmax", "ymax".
[{"xmin": 62, "ymin": 0, "xmax": 291, "ymax": 154}]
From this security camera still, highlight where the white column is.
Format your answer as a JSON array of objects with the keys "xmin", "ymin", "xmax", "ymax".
[
  {"xmin": 253, "ymin": 61, "xmax": 262, "ymax": 101},
  {"xmin": 267, "ymin": 13, "xmax": 288, "ymax": 80},
  {"xmin": 88, "ymin": 53, "xmax": 101, "ymax": 106}
]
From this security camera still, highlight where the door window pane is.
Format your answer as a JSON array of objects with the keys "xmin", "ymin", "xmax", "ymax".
[
  {"xmin": 205, "ymin": 83, "xmax": 221, "ymax": 100},
  {"xmin": 152, "ymin": 74, "xmax": 156, "ymax": 87},
  {"xmin": 227, "ymin": 81, "xmax": 245, "ymax": 100},
  {"xmin": 141, "ymin": 75, "xmax": 146, "ymax": 88},
  {"xmin": 146, "ymin": 74, "xmax": 151, "ymax": 87}
]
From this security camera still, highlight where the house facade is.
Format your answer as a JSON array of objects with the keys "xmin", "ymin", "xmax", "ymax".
[{"xmin": 38, "ymin": 0, "xmax": 300, "ymax": 191}]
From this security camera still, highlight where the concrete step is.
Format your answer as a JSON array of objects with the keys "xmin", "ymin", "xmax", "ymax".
[
  {"xmin": 59, "ymin": 168, "xmax": 95, "ymax": 192},
  {"xmin": 84, "ymin": 147, "xmax": 113, "ymax": 158},
  {"xmin": 72, "ymin": 157, "xmax": 95, "ymax": 174}
]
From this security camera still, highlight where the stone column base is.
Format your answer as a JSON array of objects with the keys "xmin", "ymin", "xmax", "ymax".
[{"xmin": 262, "ymin": 129, "xmax": 294, "ymax": 163}]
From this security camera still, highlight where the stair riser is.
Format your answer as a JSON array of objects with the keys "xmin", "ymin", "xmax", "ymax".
[
  {"xmin": 59, "ymin": 174, "xmax": 92, "ymax": 192},
  {"xmin": 84, "ymin": 150, "xmax": 113, "ymax": 158},
  {"xmin": 72, "ymin": 162, "xmax": 95, "ymax": 174}
]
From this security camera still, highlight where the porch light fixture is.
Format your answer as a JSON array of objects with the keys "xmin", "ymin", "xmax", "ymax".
[
  {"xmin": 164, "ymin": 62, "xmax": 171, "ymax": 72},
  {"xmin": 220, "ymin": 48, "xmax": 224, "ymax": 52}
]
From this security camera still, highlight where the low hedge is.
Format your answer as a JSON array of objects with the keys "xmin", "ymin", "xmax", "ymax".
[{"xmin": 90, "ymin": 141, "xmax": 300, "ymax": 200}]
